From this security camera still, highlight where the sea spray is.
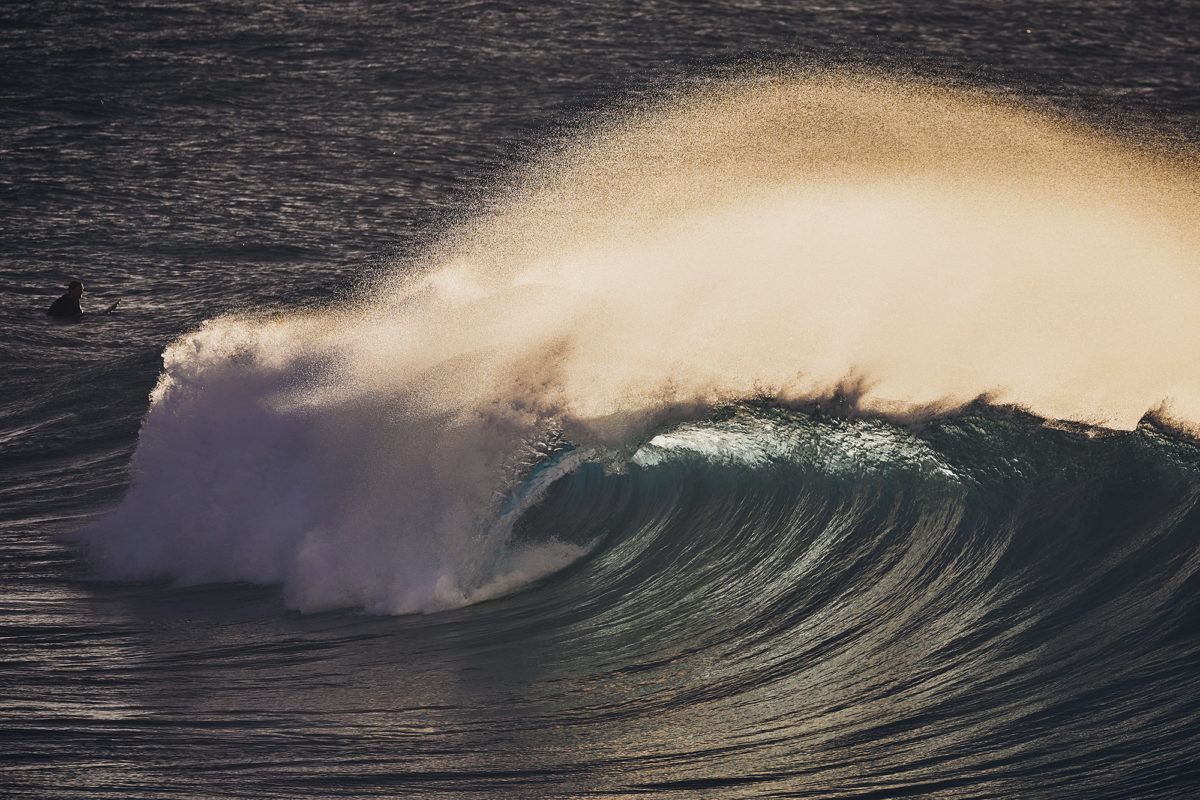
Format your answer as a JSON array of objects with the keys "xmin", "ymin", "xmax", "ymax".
[{"xmin": 83, "ymin": 72, "xmax": 1200, "ymax": 612}]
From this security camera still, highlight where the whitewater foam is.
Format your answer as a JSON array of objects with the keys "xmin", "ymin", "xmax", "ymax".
[{"xmin": 83, "ymin": 72, "xmax": 1200, "ymax": 613}]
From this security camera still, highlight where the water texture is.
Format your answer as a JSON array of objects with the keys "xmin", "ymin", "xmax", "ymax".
[{"xmin": 3, "ymin": 2, "xmax": 1200, "ymax": 798}]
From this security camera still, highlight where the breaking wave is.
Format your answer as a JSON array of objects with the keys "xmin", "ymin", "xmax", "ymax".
[{"xmin": 81, "ymin": 72, "xmax": 1200, "ymax": 613}]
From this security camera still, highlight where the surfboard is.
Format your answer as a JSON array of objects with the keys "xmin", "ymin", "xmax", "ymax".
[{"xmin": 103, "ymin": 299, "xmax": 120, "ymax": 315}]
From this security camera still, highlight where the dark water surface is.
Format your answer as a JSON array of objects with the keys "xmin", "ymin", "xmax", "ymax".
[{"xmin": 3, "ymin": 2, "xmax": 1200, "ymax": 798}]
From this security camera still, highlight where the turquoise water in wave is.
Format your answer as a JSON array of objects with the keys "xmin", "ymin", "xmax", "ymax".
[{"xmin": 4, "ymin": 2, "xmax": 1200, "ymax": 798}]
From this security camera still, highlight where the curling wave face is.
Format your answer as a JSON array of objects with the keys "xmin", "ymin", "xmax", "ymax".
[
  {"xmin": 82, "ymin": 72, "xmax": 1200, "ymax": 612},
  {"xmin": 494, "ymin": 405, "xmax": 1200, "ymax": 797}
]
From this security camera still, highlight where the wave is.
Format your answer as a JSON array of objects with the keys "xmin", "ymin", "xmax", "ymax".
[{"xmin": 79, "ymin": 71, "xmax": 1200, "ymax": 613}]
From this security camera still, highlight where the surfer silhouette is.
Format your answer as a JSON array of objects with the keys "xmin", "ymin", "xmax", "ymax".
[
  {"xmin": 46, "ymin": 281, "xmax": 119, "ymax": 318},
  {"xmin": 47, "ymin": 281, "xmax": 84, "ymax": 319}
]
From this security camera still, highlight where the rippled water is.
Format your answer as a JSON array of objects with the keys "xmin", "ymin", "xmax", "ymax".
[{"xmin": 3, "ymin": 2, "xmax": 1200, "ymax": 798}]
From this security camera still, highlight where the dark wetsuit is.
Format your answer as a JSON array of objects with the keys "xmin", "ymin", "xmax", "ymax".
[{"xmin": 47, "ymin": 293, "xmax": 82, "ymax": 317}]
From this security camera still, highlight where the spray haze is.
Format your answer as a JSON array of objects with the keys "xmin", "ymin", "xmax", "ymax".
[
  {"xmin": 430, "ymin": 72, "xmax": 1200, "ymax": 426},
  {"xmin": 86, "ymin": 72, "xmax": 1200, "ymax": 612}
]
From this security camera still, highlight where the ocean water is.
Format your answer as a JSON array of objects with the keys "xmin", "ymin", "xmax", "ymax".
[{"xmin": 4, "ymin": 1, "xmax": 1200, "ymax": 797}]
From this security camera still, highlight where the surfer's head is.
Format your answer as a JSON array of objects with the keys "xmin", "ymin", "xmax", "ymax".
[{"xmin": 68, "ymin": 281, "xmax": 83, "ymax": 298}]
